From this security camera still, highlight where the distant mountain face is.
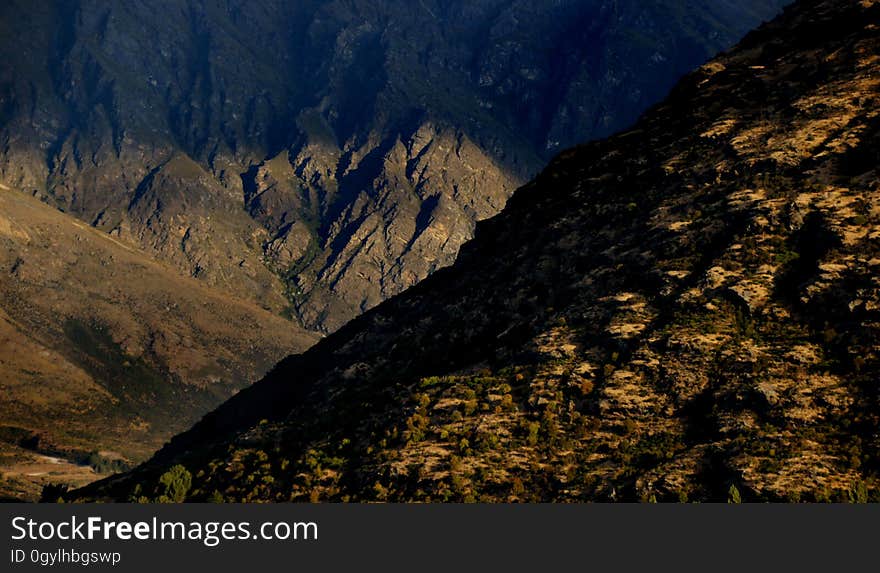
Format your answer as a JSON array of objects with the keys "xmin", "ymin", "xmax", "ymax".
[
  {"xmin": 74, "ymin": 0, "xmax": 880, "ymax": 503},
  {"xmin": 0, "ymin": 0, "xmax": 788, "ymax": 331}
]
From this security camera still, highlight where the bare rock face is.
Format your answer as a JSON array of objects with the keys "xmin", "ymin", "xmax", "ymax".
[
  {"xmin": 238, "ymin": 121, "xmax": 519, "ymax": 330},
  {"xmin": 247, "ymin": 123, "xmax": 521, "ymax": 330},
  {"xmin": 123, "ymin": 154, "xmax": 289, "ymax": 313},
  {"xmin": 73, "ymin": 0, "xmax": 880, "ymax": 503},
  {"xmin": 0, "ymin": 0, "xmax": 788, "ymax": 332}
]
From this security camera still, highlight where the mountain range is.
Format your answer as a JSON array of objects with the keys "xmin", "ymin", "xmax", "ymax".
[
  {"xmin": 0, "ymin": 0, "xmax": 789, "ymax": 499},
  {"xmin": 0, "ymin": 0, "xmax": 788, "ymax": 331},
  {"xmin": 72, "ymin": 0, "xmax": 880, "ymax": 502}
]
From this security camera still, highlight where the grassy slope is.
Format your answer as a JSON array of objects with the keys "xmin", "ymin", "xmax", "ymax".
[{"xmin": 0, "ymin": 186, "xmax": 319, "ymax": 500}]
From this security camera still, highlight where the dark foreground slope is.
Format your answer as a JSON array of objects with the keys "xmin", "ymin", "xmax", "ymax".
[{"xmin": 76, "ymin": 0, "xmax": 880, "ymax": 502}]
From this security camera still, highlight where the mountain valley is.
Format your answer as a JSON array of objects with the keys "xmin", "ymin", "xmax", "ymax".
[
  {"xmin": 69, "ymin": 0, "xmax": 880, "ymax": 503},
  {"xmin": 0, "ymin": 0, "xmax": 793, "ymax": 499}
]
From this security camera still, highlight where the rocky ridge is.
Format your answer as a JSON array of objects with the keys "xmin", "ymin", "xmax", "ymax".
[{"xmin": 0, "ymin": 0, "xmax": 788, "ymax": 331}]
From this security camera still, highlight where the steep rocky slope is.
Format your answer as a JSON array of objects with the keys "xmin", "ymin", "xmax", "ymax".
[
  {"xmin": 0, "ymin": 186, "xmax": 318, "ymax": 500},
  {"xmin": 0, "ymin": 0, "xmax": 787, "ymax": 331},
  {"xmin": 75, "ymin": 0, "xmax": 880, "ymax": 503}
]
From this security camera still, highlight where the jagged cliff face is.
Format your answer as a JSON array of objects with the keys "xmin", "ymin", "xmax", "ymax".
[
  {"xmin": 0, "ymin": 0, "xmax": 787, "ymax": 331},
  {"xmin": 76, "ymin": 0, "xmax": 880, "ymax": 503}
]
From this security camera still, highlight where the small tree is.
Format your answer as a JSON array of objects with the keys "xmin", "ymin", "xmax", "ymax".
[
  {"xmin": 157, "ymin": 465, "xmax": 192, "ymax": 503},
  {"xmin": 40, "ymin": 483, "xmax": 69, "ymax": 503},
  {"xmin": 727, "ymin": 484, "xmax": 742, "ymax": 504},
  {"xmin": 848, "ymin": 481, "xmax": 869, "ymax": 504}
]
